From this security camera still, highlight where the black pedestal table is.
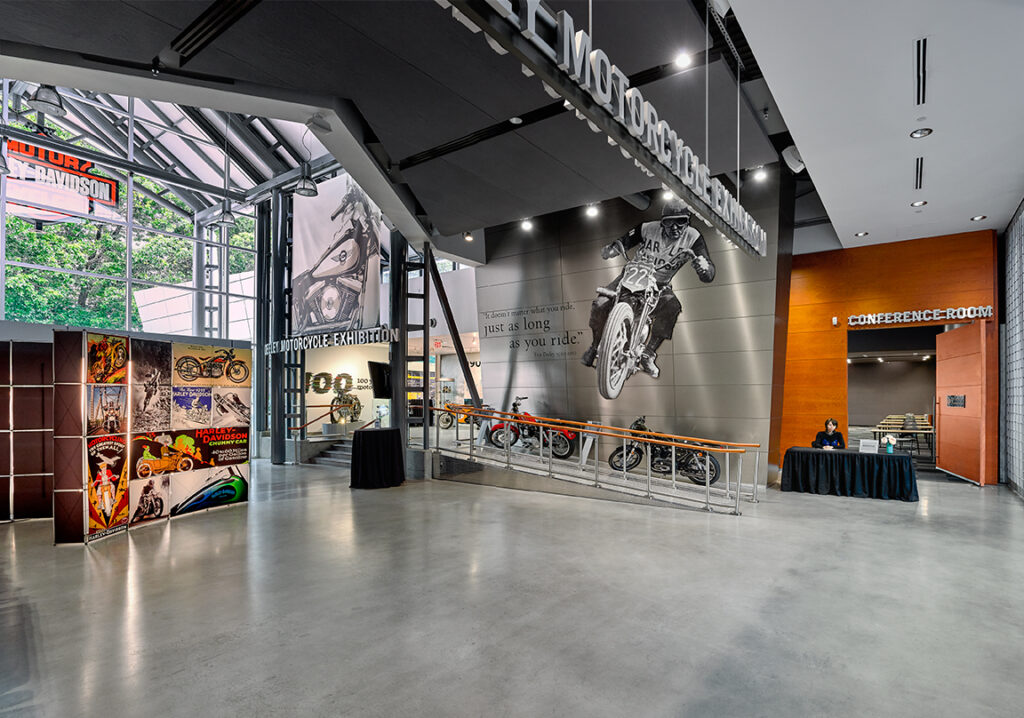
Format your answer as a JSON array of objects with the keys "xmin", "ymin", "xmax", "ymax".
[{"xmin": 350, "ymin": 428, "xmax": 405, "ymax": 489}]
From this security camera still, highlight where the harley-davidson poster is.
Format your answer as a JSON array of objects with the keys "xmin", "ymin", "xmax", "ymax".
[
  {"xmin": 171, "ymin": 343, "xmax": 252, "ymax": 387},
  {"xmin": 291, "ymin": 172, "xmax": 383, "ymax": 335},
  {"xmin": 86, "ymin": 435, "xmax": 130, "ymax": 537}
]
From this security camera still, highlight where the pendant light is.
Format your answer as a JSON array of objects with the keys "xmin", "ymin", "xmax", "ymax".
[
  {"xmin": 294, "ymin": 127, "xmax": 318, "ymax": 197},
  {"xmin": 214, "ymin": 110, "xmax": 236, "ymax": 228},
  {"xmin": 26, "ymin": 84, "xmax": 67, "ymax": 117}
]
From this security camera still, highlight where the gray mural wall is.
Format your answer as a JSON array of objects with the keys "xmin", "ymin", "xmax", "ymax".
[{"xmin": 476, "ymin": 174, "xmax": 787, "ymax": 488}]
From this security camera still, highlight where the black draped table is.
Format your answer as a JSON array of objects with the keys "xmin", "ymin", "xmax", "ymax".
[
  {"xmin": 781, "ymin": 447, "xmax": 918, "ymax": 501},
  {"xmin": 350, "ymin": 428, "xmax": 405, "ymax": 489}
]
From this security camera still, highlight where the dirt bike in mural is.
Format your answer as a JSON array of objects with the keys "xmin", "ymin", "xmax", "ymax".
[
  {"xmin": 293, "ymin": 185, "xmax": 378, "ymax": 333},
  {"xmin": 175, "ymin": 348, "xmax": 249, "ymax": 384},
  {"xmin": 487, "ymin": 396, "xmax": 577, "ymax": 459},
  {"xmin": 594, "ymin": 240, "xmax": 697, "ymax": 400},
  {"xmin": 608, "ymin": 416, "xmax": 720, "ymax": 485}
]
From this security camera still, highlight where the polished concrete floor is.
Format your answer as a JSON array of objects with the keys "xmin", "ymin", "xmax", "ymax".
[{"xmin": 3, "ymin": 462, "xmax": 1024, "ymax": 717}]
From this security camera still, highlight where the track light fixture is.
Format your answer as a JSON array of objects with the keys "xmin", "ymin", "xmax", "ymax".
[
  {"xmin": 294, "ymin": 162, "xmax": 318, "ymax": 197},
  {"xmin": 26, "ymin": 84, "xmax": 67, "ymax": 117}
]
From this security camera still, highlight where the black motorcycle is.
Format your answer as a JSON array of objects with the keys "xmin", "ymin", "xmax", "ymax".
[
  {"xmin": 607, "ymin": 416, "xmax": 720, "ymax": 485},
  {"xmin": 175, "ymin": 347, "xmax": 249, "ymax": 384},
  {"xmin": 131, "ymin": 483, "xmax": 164, "ymax": 522}
]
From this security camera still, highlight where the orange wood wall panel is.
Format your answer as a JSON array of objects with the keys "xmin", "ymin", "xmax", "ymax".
[{"xmin": 779, "ymin": 230, "xmax": 997, "ymax": 483}]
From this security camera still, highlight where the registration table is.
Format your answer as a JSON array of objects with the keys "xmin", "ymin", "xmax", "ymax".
[
  {"xmin": 350, "ymin": 428, "xmax": 405, "ymax": 489},
  {"xmin": 781, "ymin": 447, "xmax": 918, "ymax": 501}
]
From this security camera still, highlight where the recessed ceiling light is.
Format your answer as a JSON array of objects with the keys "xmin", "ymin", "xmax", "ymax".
[
  {"xmin": 520, "ymin": 219, "xmax": 533, "ymax": 231},
  {"xmin": 910, "ymin": 128, "xmax": 933, "ymax": 139},
  {"xmin": 674, "ymin": 52, "xmax": 692, "ymax": 69},
  {"xmin": 911, "ymin": 200, "xmax": 927, "ymax": 207},
  {"xmin": 662, "ymin": 190, "xmax": 674, "ymax": 200},
  {"xmin": 752, "ymin": 167, "xmax": 767, "ymax": 182},
  {"xmin": 970, "ymin": 215, "xmax": 987, "ymax": 222},
  {"xmin": 854, "ymin": 231, "xmax": 869, "ymax": 237},
  {"xmin": 923, "ymin": 355, "xmax": 931, "ymax": 360},
  {"xmin": 463, "ymin": 232, "xmax": 473, "ymax": 242},
  {"xmin": 847, "ymin": 358, "xmax": 852, "ymax": 364},
  {"xmin": 509, "ymin": 116, "xmax": 523, "ymax": 125},
  {"xmin": 877, "ymin": 357, "xmax": 884, "ymax": 363},
  {"xmin": 585, "ymin": 205, "xmax": 599, "ymax": 217}
]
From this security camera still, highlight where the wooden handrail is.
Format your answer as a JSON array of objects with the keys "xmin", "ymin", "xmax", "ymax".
[
  {"xmin": 289, "ymin": 403, "xmax": 357, "ymax": 432},
  {"xmin": 435, "ymin": 405, "xmax": 745, "ymax": 454},
  {"xmin": 439, "ymin": 403, "xmax": 760, "ymax": 449}
]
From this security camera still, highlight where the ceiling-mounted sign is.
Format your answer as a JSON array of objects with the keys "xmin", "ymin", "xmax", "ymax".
[
  {"xmin": 5, "ymin": 139, "xmax": 119, "ymax": 207},
  {"xmin": 443, "ymin": 0, "xmax": 768, "ymax": 257},
  {"xmin": 847, "ymin": 305, "xmax": 994, "ymax": 327}
]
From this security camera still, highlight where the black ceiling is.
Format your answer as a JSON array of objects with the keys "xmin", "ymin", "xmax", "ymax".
[{"xmin": 0, "ymin": 0, "xmax": 778, "ymax": 235}]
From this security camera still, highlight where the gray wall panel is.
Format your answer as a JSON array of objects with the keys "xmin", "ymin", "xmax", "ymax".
[
  {"xmin": 672, "ymin": 350, "xmax": 775, "ymax": 387},
  {"xmin": 674, "ymin": 385, "xmax": 772, "ymax": 421},
  {"xmin": 476, "ymin": 245, "xmax": 563, "ymax": 286},
  {"xmin": 671, "ymin": 316, "xmax": 775, "ymax": 355},
  {"xmin": 670, "ymin": 280, "xmax": 777, "ymax": 323},
  {"xmin": 477, "ymin": 277, "xmax": 564, "ymax": 313}
]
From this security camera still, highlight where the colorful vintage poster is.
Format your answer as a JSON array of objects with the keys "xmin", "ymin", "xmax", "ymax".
[
  {"xmin": 86, "ymin": 385, "xmax": 128, "ymax": 436},
  {"xmin": 170, "ymin": 464, "xmax": 248, "ymax": 517},
  {"xmin": 132, "ymin": 384, "xmax": 171, "ymax": 432},
  {"xmin": 129, "ymin": 430, "xmax": 207, "ymax": 481},
  {"xmin": 129, "ymin": 474, "xmax": 170, "ymax": 525},
  {"xmin": 172, "ymin": 343, "xmax": 252, "ymax": 387},
  {"xmin": 86, "ymin": 333, "xmax": 128, "ymax": 384},
  {"xmin": 193, "ymin": 427, "xmax": 250, "ymax": 467},
  {"xmin": 131, "ymin": 339, "xmax": 172, "ymax": 385},
  {"xmin": 86, "ymin": 435, "xmax": 129, "ymax": 537},
  {"xmin": 172, "ymin": 386, "xmax": 212, "ymax": 429},
  {"xmin": 211, "ymin": 387, "xmax": 251, "ymax": 427}
]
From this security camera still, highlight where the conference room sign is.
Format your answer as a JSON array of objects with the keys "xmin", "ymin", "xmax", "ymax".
[{"xmin": 847, "ymin": 305, "xmax": 994, "ymax": 327}]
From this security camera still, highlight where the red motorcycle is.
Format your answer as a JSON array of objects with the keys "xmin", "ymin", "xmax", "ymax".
[{"xmin": 488, "ymin": 396, "xmax": 577, "ymax": 459}]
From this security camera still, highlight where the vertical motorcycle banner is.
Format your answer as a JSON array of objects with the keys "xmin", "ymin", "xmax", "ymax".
[
  {"xmin": 131, "ymin": 339, "xmax": 172, "ymax": 432},
  {"xmin": 86, "ymin": 385, "xmax": 128, "ymax": 436},
  {"xmin": 171, "ymin": 343, "xmax": 252, "ymax": 387},
  {"xmin": 171, "ymin": 386, "xmax": 212, "ymax": 430},
  {"xmin": 86, "ymin": 333, "xmax": 128, "ymax": 384},
  {"xmin": 291, "ymin": 173, "xmax": 384, "ymax": 336},
  {"xmin": 86, "ymin": 435, "xmax": 129, "ymax": 538}
]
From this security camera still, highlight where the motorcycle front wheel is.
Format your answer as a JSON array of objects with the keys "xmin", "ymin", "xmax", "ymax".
[
  {"xmin": 153, "ymin": 497, "xmax": 164, "ymax": 516},
  {"xmin": 680, "ymin": 451, "xmax": 721, "ymax": 486},
  {"xmin": 227, "ymin": 361, "xmax": 250, "ymax": 384},
  {"xmin": 597, "ymin": 302, "xmax": 635, "ymax": 400},
  {"xmin": 438, "ymin": 412, "xmax": 455, "ymax": 430},
  {"xmin": 176, "ymin": 457, "xmax": 194, "ymax": 473},
  {"xmin": 137, "ymin": 462, "xmax": 152, "ymax": 478},
  {"xmin": 608, "ymin": 445, "xmax": 644, "ymax": 472}
]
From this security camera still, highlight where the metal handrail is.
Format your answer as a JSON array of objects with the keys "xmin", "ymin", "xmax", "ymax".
[
  {"xmin": 434, "ymin": 405, "xmax": 743, "ymax": 454},
  {"xmin": 288, "ymin": 403, "xmax": 356, "ymax": 432},
  {"xmin": 437, "ymin": 404, "xmax": 750, "ymax": 453}
]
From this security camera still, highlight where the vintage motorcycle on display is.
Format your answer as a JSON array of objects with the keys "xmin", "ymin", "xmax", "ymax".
[
  {"xmin": 487, "ymin": 396, "xmax": 577, "ymax": 459},
  {"xmin": 607, "ymin": 416, "xmax": 721, "ymax": 485},
  {"xmin": 292, "ymin": 185, "xmax": 378, "ymax": 334},
  {"xmin": 175, "ymin": 347, "xmax": 249, "ymax": 384},
  {"xmin": 329, "ymin": 389, "xmax": 362, "ymax": 423},
  {"xmin": 437, "ymin": 402, "xmax": 489, "ymax": 430},
  {"xmin": 594, "ymin": 240, "xmax": 695, "ymax": 400}
]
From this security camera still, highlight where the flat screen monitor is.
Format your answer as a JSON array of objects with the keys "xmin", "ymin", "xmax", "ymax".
[{"xmin": 367, "ymin": 361, "xmax": 392, "ymax": 399}]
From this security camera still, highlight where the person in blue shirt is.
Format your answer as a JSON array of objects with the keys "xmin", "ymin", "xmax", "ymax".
[{"xmin": 812, "ymin": 418, "xmax": 845, "ymax": 450}]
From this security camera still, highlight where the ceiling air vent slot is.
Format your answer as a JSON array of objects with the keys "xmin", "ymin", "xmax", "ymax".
[
  {"xmin": 914, "ymin": 157, "xmax": 924, "ymax": 190},
  {"xmin": 915, "ymin": 37, "xmax": 928, "ymax": 105}
]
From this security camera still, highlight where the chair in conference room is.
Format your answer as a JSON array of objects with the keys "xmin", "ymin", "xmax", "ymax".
[{"xmin": 897, "ymin": 413, "xmax": 920, "ymax": 455}]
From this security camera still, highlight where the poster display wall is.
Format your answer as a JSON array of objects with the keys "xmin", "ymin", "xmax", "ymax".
[
  {"xmin": 291, "ymin": 173, "xmax": 384, "ymax": 336},
  {"xmin": 52, "ymin": 332, "xmax": 252, "ymax": 543}
]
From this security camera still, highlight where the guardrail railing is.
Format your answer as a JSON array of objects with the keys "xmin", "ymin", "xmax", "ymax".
[{"xmin": 429, "ymin": 403, "xmax": 761, "ymax": 514}]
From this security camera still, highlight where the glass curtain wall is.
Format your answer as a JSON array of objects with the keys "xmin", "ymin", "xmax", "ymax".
[{"xmin": 1, "ymin": 80, "xmax": 257, "ymax": 340}]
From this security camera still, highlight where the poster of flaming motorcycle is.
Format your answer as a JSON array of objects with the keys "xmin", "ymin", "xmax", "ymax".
[
  {"xmin": 291, "ymin": 172, "xmax": 383, "ymax": 335},
  {"xmin": 86, "ymin": 333, "xmax": 128, "ymax": 384},
  {"xmin": 86, "ymin": 434, "xmax": 130, "ymax": 538},
  {"xmin": 171, "ymin": 343, "xmax": 252, "ymax": 388}
]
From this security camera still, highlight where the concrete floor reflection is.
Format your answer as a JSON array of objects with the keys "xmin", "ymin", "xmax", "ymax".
[{"xmin": 2, "ymin": 461, "xmax": 1024, "ymax": 716}]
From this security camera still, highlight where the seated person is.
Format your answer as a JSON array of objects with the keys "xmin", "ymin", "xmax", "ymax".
[{"xmin": 812, "ymin": 418, "xmax": 845, "ymax": 450}]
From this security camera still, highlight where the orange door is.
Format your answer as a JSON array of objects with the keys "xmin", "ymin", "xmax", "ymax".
[{"xmin": 935, "ymin": 321, "xmax": 998, "ymax": 484}]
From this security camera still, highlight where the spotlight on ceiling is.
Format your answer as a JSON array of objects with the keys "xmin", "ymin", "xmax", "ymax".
[
  {"xmin": 293, "ymin": 162, "xmax": 318, "ymax": 197},
  {"xmin": 662, "ymin": 190, "xmax": 674, "ymax": 200},
  {"xmin": 847, "ymin": 358, "xmax": 852, "ymax": 364},
  {"xmin": 464, "ymin": 231, "xmax": 474, "ymax": 242},
  {"xmin": 509, "ymin": 116, "xmax": 523, "ymax": 125},
  {"xmin": 911, "ymin": 200, "xmax": 927, "ymax": 207},
  {"xmin": 585, "ymin": 205, "xmax": 599, "ymax": 218},
  {"xmin": 923, "ymin": 355, "xmax": 931, "ymax": 361},
  {"xmin": 910, "ymin": 128, "xmax": 933, "ymax": 139},
  {"xmin": 674, "ymin": 52, "xmax": 693, "ymax": 69},
  {"xmin": 970, "ymin": 215, "xmax": 987, "ymax": 222},
  {"xmin": 26, "ymin": 84, "xmax": 67, "ymax": 117},
  {"xmin": 877, "ymin": 357, "xmax": 884, "ymax": 363},
  {"xmin": 752, "ymin": 167, "xmax": 767, "ymax": 182},
  {"xmin": 854, "ymin": 231, "xmax": 869, "ymax": 237},
  {"xmin": 520, "ymin": 219, "xmax": 533, "ymax": 231}
]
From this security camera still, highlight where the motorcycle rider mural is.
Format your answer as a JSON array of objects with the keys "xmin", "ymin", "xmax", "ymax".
[{"xmin": 581, "ymin": 199, "xmax": 716, "ymax": 398}]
